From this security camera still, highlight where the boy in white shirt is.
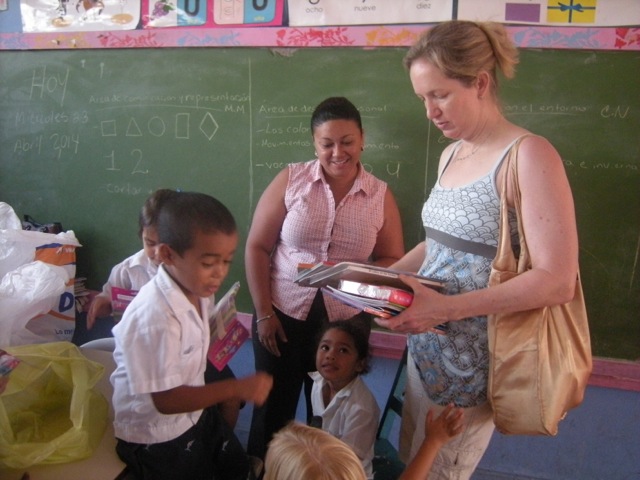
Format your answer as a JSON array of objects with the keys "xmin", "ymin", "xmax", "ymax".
[
  {"xmin": 88, "ymin": 188, "xmax": 242, "ymax": 428},
  {"xmin": 87, "ymin": 188, "xmax": 175, "ymax": 328},
  {"xmin": 110, "ymin": 191, "xmax": 272, "ymax": 479}
]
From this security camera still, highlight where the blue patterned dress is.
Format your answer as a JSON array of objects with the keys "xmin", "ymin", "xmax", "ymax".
[{"xmin": 408, "ymin": 141, "xmax": 519, "ymax": 407}]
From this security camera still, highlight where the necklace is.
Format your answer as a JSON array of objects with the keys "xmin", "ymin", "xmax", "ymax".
[{"xmin": 454, "ymin": 130, "xmax": 493, "ymax": 162}]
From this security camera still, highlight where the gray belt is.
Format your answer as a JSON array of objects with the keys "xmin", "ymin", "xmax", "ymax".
[{"xmin": 424, "ymin": 227, "xmax": 497, "ymax": 260}]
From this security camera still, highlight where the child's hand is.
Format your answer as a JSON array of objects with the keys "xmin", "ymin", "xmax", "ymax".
[
  {"xmin": 87, "ymin": 296, "xmax": 113, "ymax": 329},
  {"xmin": 237, "ymin": 372, "xmax": 273, "ymax": 406},
  {"xmin": 425, "ymin": 404, "xmax": 465, "ymax": 447},
  {"xmin": 399, "ymin": 404, "xmax": 466, "ymax": 479}
]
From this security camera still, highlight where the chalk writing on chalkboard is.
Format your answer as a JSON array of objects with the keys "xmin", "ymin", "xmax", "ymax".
[{"xmin": 0, "ymin": 47, "xmax": 638, "ymax": 360}]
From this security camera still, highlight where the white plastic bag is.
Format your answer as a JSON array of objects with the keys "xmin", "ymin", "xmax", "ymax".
[
  {"xmin": 0, "ymin": 229, "xmax": 80, "ymax": 281},
  {"xmin": 0, "ymin": 262, "xmax": 70, "ymax": 346},
  {"xmin": 0, "ymin": 202, "xmax": 82, "ymax": 346},
  {"xmin": 0, "ymin": 203, "xmax": 21, "ymax": 230}
]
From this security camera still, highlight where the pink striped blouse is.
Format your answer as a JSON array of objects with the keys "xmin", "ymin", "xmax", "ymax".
[{"xmin": 270, "ymin": 160, "xmax": 388, "ymax": 321}]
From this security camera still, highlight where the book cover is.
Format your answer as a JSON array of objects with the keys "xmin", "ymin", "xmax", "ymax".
[
  {"xmin": 111, "ymin": 286, "xmax": 139, "ymax": 321},
  {"xmin": 322, "ymin": 286, "xmax": 395, "ymax": 319},
  {"xmin": 338, "ymin": 279, "xmax": 413, "ymax": 307},
  {"xmin": 295, "ymin": 261, "xmax": 336, "ymax": 286},
  {"xmin": 207, "ymin": 281, "xmax": 249, "ymax": 371},
  {"xmin": 296, "ymin": 261, "xmax": 444, "ymax": 291}
]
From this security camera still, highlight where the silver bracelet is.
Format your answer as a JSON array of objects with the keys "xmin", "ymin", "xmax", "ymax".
[{"xmin": 256, "ymin": 312, "xmax": 274, "ymax": 324}]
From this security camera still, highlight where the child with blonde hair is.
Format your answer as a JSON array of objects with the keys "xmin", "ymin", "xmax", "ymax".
[
  {"xmin": 264, "ymin": 407, "xmax": 464, "ymax": 480},
  {"xmin": 264, "ymin": 422, "xmax": 366, "ymax": 480}
]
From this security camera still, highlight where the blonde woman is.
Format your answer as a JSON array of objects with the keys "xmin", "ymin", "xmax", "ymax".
[{"xmin": 377, "ymin": 20, "xmax": 579, "ymax": 479}]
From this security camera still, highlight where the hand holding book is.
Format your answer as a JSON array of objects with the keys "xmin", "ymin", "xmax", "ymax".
[
  {"xmin": 372, "ymin": 275, "xmax": 449, "ymax": 335},
  {"xmin": 297, "ymin": 262, "xmax": 448, "ymax": 333}
]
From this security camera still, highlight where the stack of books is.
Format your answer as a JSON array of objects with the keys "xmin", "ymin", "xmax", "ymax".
[
  {"xmin": 323, "ymin": 280, "xmax": 414, "ymax": 319},
  {"xmin": 74, "ymin": 276, "xmax": 90, "ymax": 313},
  {"xmin": 295, "ymin": 261, "xmax": 444, "ymax": 321},
  {"xmin": 295, "ymin": 261, "xmax": 443, "ymax": 290}
]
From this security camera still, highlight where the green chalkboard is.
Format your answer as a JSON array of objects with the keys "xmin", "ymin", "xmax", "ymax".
[{"xmin": 0, "ymin": 48, "xmax": 638, "ymax": 360}]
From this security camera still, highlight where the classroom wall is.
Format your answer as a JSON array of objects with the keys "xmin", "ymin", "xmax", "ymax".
[{"xmin": 1, "ymin": 19, "xmax": 639, "ymax": 479}]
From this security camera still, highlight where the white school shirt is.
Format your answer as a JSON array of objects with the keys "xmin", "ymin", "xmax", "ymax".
[
  {"xmin": 309, "ymin": 372, "xmax": 380, "ymax": 479},
  {"xmin": 97, "ymin": 249, "xmax": 158, "ymax": 301},
  {"xmin": 110, "ymin": 265, "xmax": 210, "ymax": 444}
]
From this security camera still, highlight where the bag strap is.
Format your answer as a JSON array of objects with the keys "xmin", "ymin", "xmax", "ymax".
[
  {"xmin": 495, "ymin": 135, "xmax": 533, "ymax": 273},
  {"xmin": 496, "ymin": 135, "xmax": 587, "ymax": 294},
  {"xmin": 509, "ymin": 136, "xmax": 535, "ymax": 273}
]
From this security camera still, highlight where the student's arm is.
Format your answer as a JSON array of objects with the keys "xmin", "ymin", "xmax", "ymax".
[
  {"xmin": 244, "ymin": 168, "xmax": 289, "ymax": 357},
  {"xmin": 87, "ymin": 256, "xmax": 134, "ymax": 328},
  {"xmin": 86, "ymin": 295, "xmax": 112, "ymax": 329},
  {"xmin": 370, "ymin": 187, "xmax": 405, "ymax": 267},
  {"xmin": 400, "ymin": 405, "xmax": 464, "ymax": 480},
  {"xmin": 151, "ymin": 373, "xmax": 273, "ymax": 415},
  {"xmin": 87, "ymin": 267, "xmax": 118, "ymax": 329}
]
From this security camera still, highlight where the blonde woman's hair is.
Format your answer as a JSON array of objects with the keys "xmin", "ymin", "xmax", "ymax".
[
  {"xmin": 264, "ymin": 422, "xmax": 366, "ymax": 480},
  {"xmin": 403, "ymin": 20, "xmax": 519, "ymax": 97}
]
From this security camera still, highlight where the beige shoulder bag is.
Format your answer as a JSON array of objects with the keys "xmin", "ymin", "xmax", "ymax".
[{"xmin": 487, "ymin": 136, "xmax": 592, "ymax": 436}]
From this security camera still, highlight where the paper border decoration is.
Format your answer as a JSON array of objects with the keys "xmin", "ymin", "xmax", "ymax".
[{"xmin": 1, "ymin": 24, "xmax": 638, "ymax": 50}]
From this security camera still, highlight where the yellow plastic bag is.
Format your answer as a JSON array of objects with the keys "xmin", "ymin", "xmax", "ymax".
[{"xmin": 0, "ymin": 341, "xmax": 108, "ymax": 469}]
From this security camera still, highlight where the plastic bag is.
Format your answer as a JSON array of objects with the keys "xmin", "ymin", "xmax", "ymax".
[
  {"xmin": 0, "ymin": 341, "xmax": 108, "ymax": 469},
  {"xmin": 0, "ymin": 203, "xmax": 22, "ymax": 230},
  {"xmin": 0, "ymin": 262, "xmax": 70, "ymax": 346},
  {"xmin": 0, "ymin": 228, "xmax": 81, "ymax": 283},
  {"xmin": 0, "ymin": 212, "xmax": 82, "ymax": 345}
]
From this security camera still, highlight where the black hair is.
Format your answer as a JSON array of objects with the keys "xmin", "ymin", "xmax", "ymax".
[
  {"xmin": 310, "ymin": 97, "xmax": 363, "ymax": 134},
  {"xmin": 156, "ymin": 191, "xmax": 236, "ymax": 255},
  {"xmin": 138, "ymin": 188, "xmax": 178, "ymax": 237},
  {"xmin": 317, "ymin": 318, "xmax": 371, "ymax": 375}
]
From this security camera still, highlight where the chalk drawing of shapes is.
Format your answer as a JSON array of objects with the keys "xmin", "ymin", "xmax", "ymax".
[
  {"xmin": 101, "ymin": 119, "xmax": 117, "ymax": 136},
  {"xmin": 176, "ymin": 113, "xmax": 190, "ymax": 139},
  {"xmin": 126, "ymin": 118, "xmax": 143, "ymax": 136},
  {"xmin": 200, "ymin": 112, "xmax": 219, "ymax": 141}
]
